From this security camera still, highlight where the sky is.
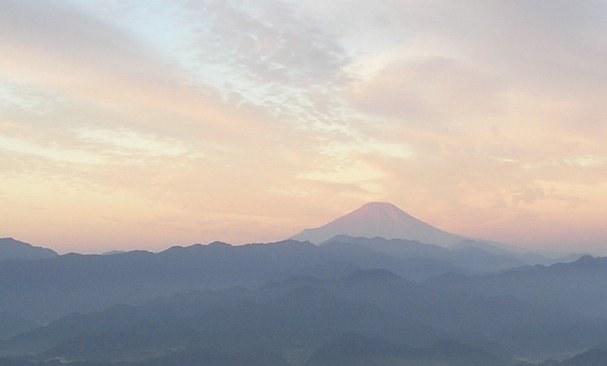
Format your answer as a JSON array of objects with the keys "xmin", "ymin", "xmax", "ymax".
[{"xmin": 1, "ymin": 0, "xmax": 606, "ymax": 254}]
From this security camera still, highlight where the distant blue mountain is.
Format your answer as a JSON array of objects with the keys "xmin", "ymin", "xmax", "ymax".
[
  {"xmin": 290, "ymin": 203, "xmax": 565, "ymax": 263},
  {"xmin": 323, "ymin": 235, "xmax": 546, "ymax": 272}
]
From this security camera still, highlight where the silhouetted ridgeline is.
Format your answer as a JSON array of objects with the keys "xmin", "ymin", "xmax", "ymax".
[
  {"xmin": 0, "ymin": 238, "xmax": 475, "ymax": 325},
  {"xmin": 0, "ymin": 237, "xmax": 605, "ymax": 365},
  {"xmin": 0, "ymin": 238, "xmax": 57, "ymax": 261}
]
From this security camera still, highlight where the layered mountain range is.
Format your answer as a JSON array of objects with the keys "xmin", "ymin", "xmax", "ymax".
[{"xmin": 0, "ymin": 203, "xmax": 602, "ymax": 365}]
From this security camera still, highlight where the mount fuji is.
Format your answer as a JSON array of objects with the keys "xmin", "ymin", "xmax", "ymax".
[{"xmin": 291, "ymin": 202, "xmax": 465, "ymax": 246}]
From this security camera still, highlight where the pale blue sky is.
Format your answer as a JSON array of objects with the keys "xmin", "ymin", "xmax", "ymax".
[{"xmin": 1, "ymin": 0, "xmax": 607, "ymax": 253}]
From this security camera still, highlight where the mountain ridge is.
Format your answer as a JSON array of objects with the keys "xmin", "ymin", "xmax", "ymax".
[{"xmin": 0, "ymin": 238, "xmax": 58, "ymax": 261}]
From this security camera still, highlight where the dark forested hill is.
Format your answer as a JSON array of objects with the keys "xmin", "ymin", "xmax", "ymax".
[{"xmin": 2, "ymin": 269, "xmax": 607, "ymax": 364}]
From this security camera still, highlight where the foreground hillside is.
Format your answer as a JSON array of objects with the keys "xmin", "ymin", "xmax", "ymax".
[{"xmin": 2, "ymin": 266, "xmax": 607, "ymax": 365}]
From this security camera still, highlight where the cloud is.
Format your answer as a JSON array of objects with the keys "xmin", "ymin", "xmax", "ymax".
[
  {"xmin": 169, "ymin": 0, "xmax": 356, "ymax": 135},
  {"xmin": 76, "ymin": 128, "xmax": 191, "ymax": 158},
  {"xmin": 348, "ymin": 56, "xmax": 504, "ymax": 130},
  {"xmin": 0, "ymin": 135, "xmax": 105, "ymax": 165},
  {"xmin": 183, "ymin": 0, "xmax": 349, "ymax": 85},
  {"xmin": 2, "ymin": 0, "xmax": 607, "ymax": 252},
  {"xmin": 563, "ymin": 155, "xmax": 605, "ymax": 168}
]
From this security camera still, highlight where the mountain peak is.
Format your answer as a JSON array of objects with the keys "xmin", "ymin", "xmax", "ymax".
[
  {"xmin": 341, "ymin": 202, "xmax": 421, "ymax": 223},
  {"xmin": 291, "ymin": 202, "xmax": 464, "ymax": 246},
  {"xmin": 358, "ymin": 202, "xmax": 404, "ymax": 211}
]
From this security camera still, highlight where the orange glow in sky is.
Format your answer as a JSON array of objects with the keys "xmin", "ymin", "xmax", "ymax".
[{"xmin": 1, "ymin": 1, "xmax": 606, "ymax": 254}]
